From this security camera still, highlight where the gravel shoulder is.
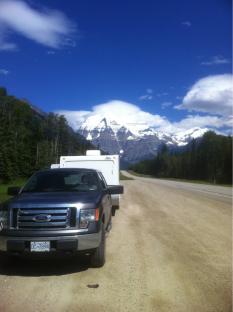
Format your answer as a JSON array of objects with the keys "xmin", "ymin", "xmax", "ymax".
[{"xmin": 0, "ymin": 174, "xmax": 232, "ymax": 312}]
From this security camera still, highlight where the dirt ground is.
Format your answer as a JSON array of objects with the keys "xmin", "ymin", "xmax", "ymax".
[{"xmin": 0, "ymin": 172, "xmax": 231, "ymax": 312}]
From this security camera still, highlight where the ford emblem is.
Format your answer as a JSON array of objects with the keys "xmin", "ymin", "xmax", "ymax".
[{"xmin": 33, "ymin": 214, "xmax": 51, "ymax": 222}]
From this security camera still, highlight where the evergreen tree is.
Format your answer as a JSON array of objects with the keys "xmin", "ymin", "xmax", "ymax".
[
  {"xmin": 130, "ymin": 131, "xmax": 232, "ymax": 184},
  {"xmin": 0, "ymin": 87, "xmax": 94, "ymax": 182}
]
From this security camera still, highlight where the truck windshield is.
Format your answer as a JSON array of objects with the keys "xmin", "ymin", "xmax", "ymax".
[{"xmin": 21, "ymin": 170, "xmax": 100, "ymax": 193}]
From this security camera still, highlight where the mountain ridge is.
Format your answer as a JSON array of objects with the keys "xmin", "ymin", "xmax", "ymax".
[{"xmin": 78, "ymin": 115, "xmax": 209, "ymax": 164}]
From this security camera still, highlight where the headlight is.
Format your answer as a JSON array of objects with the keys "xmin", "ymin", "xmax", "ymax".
[
  {"xmin": 79, "ymin": 209, "xmax": 99, "ymax": 229},
  {"xmin": 0, "ymin": 210, "xmax": 8, "ymax": 230}
]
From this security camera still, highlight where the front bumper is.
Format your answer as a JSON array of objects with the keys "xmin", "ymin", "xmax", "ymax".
[{"xmin": 0, "ymin": 232, "xmax": 101, "ymax": 253}]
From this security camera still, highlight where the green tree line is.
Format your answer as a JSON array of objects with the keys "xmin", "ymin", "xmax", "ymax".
[
  {"xmin": 0, "ymin": 87, "xmax": 93, "ymax": 182},
  {"xmin": 130, "ymin": 131, "xmax": 232, "ymax": 184}
]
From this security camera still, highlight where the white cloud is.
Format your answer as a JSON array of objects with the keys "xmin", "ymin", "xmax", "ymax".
[
  {"xmin": 0, "ymin": 0, "xmax": 76, "ymax": 51},
  {"xmin": 139, "ymin": 94, "xmax": 153, "ymax": 100},
  {"xmin": 149, "ymin": 114, "xmax": 232, "ymax": 135},
  {"xmin": 57, "ymin": 100, "xmax": 169, "ymax": 131},
  {"xmin": 139, "ymin": 88, "xmax": 153, "ymax": 101},
  {"xmin": 0, "ymin": 36, "xmax": 17, "ymax": 51},
  {"xmin": 161, "ymin": 101, "xmax": 172, "ymax": 109},
  {"xmin": 175, "ymin": 74, "xmax": 233, "ymax": 116},
  {"xmin": 201, "ymin": 56, "xmax": 231, "ymax": 66},
  {"xmin": 47, "ymin": 50, "xmax": 55, "ymax": 55},
  {"xmin": 181, "ymin": 21, "xmax": 192, "ymax": 27},
  {"xmin": 57, "ymin": 98, "xmax": 232, "ymax": 136},
  {"xmin": 171, "ymin": 115, "xmax": 232, "ymax": 131},
  {"xmin": 56, "ymin": 72, "xmax": 232, "ymax": 136},
  {"xmin": 156, "ymin": 92, "xmax": 168, "ymax": 97},
  {"xmin": 0, "ymin": 68, "xmax": 9, "ymax": 75}
]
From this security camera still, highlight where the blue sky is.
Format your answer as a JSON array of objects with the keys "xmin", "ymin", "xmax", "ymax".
[{"xmin": 0, "ymin": 0, "xmax": 232, "ymax": 133}]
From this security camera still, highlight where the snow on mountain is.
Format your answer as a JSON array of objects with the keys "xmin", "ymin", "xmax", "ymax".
[
  {"xmin": 80, "ymin": 115, "xmax": 154, "ymax": 137},
  {"xmin": 172, "ymin": 128, "xmax": 209, "ymax": 146},
  {"xmin": 78, "ymin": 115, "xmax": 209, "ymax": 165}
]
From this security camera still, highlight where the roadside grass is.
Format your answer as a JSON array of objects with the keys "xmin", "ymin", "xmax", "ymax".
[
  {"xmin": 0, "ymin": 178, "xmax": 26, "ymax": 203},
  {"xmin": 128, "ymin": 170, "xmax": 232, "ymax": 187},
  {"xmin": 120, "ymin": 172, "xmax": 134, "ymax": 180}
]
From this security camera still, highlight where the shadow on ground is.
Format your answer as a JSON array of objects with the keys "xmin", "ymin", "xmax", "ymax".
[{"xmin": 0, "ymin": 252, "xmax": 89, "ymax": 277}]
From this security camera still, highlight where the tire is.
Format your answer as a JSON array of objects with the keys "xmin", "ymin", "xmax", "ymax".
[
  {"xmin": 112, "ymin": 205, "xmax": 119, "ymax": 216},
  {"xmin": 106, "ymin": 214, "xmax": 112, "ymax": 232},
  {"xmin": 111, "ymin": 206, "xmax": 116, "ymax": 216},
  {"xmin": 90, "ymin": 226, "xmax": 106, "ymax": 268}
]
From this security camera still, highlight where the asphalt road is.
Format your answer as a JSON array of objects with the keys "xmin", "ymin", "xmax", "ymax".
[{"xmin": 0, "ymin": 173, "xmax": 232, "ymax": 312}]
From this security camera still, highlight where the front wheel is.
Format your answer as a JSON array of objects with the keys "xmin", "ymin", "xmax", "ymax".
[
  {"xmin": 90, "ymin": 226, "xmax": 106, "ymax": 268},
  {"xmin": 111, "ymin": 207, "xmax": 116, "ymax": 216},
  {"xmin": 112, "ymin": 205, "xmax": 119, "ymax": 216}
]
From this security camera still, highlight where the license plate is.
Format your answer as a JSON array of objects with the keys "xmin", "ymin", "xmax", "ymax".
[{"xmin": 30, "ymin": 241, "xmax": 50, "ymax": 252}]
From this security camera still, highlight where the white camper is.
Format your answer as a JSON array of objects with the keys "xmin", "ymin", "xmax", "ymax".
[
  {"xmin": 58, "ymin": 150, "xmax": 121, "ymax": 210},
  {"xmin": 50, "ymin": 163, "xmax": 60, "ymax": 169}
]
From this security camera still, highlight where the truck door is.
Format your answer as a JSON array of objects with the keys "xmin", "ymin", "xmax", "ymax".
[{"xmin": 98, "ymin": 172, "xmax": 112, "ymax": 228}]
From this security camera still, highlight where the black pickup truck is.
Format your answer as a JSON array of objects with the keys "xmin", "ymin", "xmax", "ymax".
[{"xmin": 0, "ymin": 168, "xmax": 123, "ymax": 267}]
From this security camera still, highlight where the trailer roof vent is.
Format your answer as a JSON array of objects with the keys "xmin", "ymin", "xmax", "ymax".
[{"xmin": 86, "ymin": 150, "xmax": 101, "ymax": 156}]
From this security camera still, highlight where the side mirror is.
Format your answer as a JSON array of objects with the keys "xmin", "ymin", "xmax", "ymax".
[
  {"xmin": 7, "ymin": 187, "xmax": 21, "ymax": 196},
  {"xmin": 108, "ymin": 185, "xmax": 124, "ymax": 195}
]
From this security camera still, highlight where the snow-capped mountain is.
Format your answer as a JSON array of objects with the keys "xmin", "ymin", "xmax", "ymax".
[{"xmin": 78, "ymin": 115, "xmax": 209, "ymax": 165}]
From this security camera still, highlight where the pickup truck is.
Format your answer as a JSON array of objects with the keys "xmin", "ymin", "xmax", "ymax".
[{"xmin": 0, "ymin": 168, "xmax": 123, "ymax": 267}]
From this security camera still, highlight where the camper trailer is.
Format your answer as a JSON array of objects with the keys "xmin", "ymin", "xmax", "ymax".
[{"xmin": 51, "ymin": 150, "xmax": 121, "ymax": 215}]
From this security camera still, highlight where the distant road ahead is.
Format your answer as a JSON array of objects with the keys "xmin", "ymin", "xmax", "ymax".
[{"xmin": 123, "ymin": 171, "xmax": 232, "ymax": 203}]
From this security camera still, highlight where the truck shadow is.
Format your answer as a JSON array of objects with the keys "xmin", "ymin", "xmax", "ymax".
[{"xmin": 0, "ymin": 252, "xmax": 89, "ymax": 276}]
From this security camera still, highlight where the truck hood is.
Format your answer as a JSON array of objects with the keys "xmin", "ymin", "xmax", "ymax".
[{"xmin": 8, "ymin": 191, "xmax": 102, "ymax": 209}]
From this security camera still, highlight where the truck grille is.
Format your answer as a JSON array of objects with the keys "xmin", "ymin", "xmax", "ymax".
[{"xmin": 13, "ymin": 207, "xmax": 76, "ymax": 229}]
